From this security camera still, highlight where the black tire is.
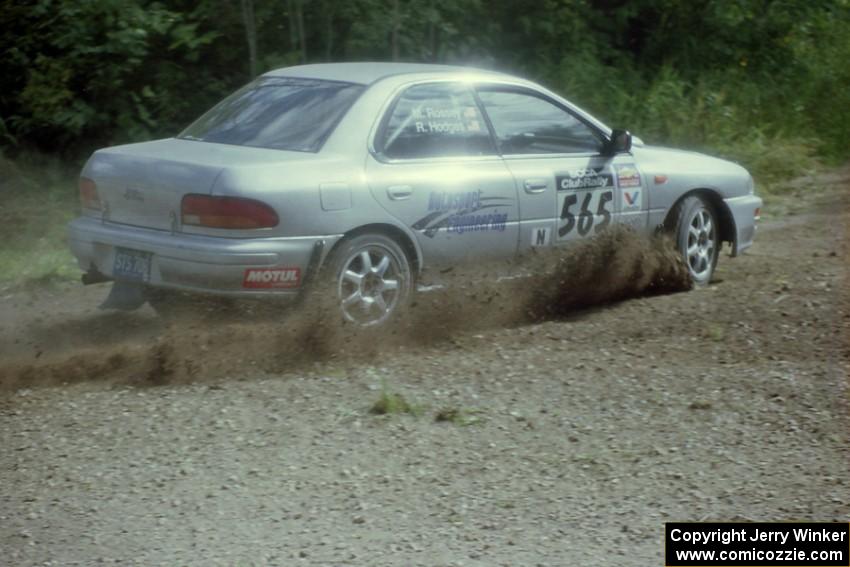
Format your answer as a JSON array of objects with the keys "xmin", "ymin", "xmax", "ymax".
[
  {"xmin": 670, "ymin": 195, "xmax": 720, "ymax": 286},
  {"xmin": 316, "ymin": 233, "xmax": 413, "ymax": 326}
]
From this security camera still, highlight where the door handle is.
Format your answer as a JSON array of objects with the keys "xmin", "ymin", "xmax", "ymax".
[
  {"xmin": 387, "ymin": 185, "xmax": 413, "ymax": 200},
  {"xmin": 524, "ymin": 179, "xmax": 548, "ymax": 194}
]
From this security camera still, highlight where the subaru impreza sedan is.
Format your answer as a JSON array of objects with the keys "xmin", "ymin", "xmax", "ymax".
[{"xmin": 68, "ymin": 62, "xmax": 762, "ymax": 325}]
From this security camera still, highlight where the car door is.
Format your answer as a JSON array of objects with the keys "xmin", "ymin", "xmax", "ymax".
[
  {"xmin": 475, "ymin": 86, "xmax": 648, "ymax": 253},
  {"xmin": 365, "ymin": 81, "xmax": 520, "ymax": 272}
]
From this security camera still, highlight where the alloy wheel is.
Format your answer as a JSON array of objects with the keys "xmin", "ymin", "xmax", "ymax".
[
  {"xmin": 685, "ymin": 206, "xmax": 716, "ymax": 282},
  {"xmin": 337, "ymin": 245, "xmax": 405, "ymax": 326}
]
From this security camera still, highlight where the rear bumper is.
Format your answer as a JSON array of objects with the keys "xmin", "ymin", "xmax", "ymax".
[
  {"xmin": 67, "ymin": 217, "xmax": 342, "ymax": 297},
  {"xmin": 723, "ymin": 194, "xmax": 763, "ymax": 256}
]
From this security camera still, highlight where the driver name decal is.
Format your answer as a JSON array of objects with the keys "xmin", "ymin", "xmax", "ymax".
[{"xmin": 413, "ymin": 106, "xmax": 483, "ymax": 135}]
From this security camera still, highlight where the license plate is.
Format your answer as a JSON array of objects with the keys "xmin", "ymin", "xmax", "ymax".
[{"xmin": 113, "ymin": 247, "xmax": 152, "ymax": 282}]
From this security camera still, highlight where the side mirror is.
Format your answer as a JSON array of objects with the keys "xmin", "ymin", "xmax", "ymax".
[{"xmin": 604, "ymin": 129, "xmax": 632, "ymax": 155}]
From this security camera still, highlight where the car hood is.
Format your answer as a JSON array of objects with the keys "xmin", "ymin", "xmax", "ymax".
[
  {"xmin": 635, "ymin": 144, "xmax": 750, "ymax": 178},
  {"xmin": 629, "ymin": 144, "xmax": 752, "ymax": 200}
]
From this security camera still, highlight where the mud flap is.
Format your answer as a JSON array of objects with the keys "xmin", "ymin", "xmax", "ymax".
[
  {"xmin": 295, "ymin": 239, "xmax": 326, "ymax": 305},
  {"xmin": 99, "ymin": 281, "xmax": 147, "ymax": 311}
]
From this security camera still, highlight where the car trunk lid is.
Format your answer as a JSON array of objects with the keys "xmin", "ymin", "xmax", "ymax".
[{"xmin": 83, "ymin": 138, "xmax": 300, "ymax": 232}]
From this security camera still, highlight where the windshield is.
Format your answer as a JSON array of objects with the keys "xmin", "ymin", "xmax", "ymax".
[{"xmin": 179, "ymin": 77, "xmax": 365, "ymax": 152}]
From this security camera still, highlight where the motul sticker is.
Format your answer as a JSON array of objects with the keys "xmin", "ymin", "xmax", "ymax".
[{"xmin": 243, "ymin": 267, "xmax": 301, "ymax": 289}]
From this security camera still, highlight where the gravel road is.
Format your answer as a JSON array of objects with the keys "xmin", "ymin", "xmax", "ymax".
[{"xmin": 1, "ymin": 169, "xmax": 848, "ymax": 566}]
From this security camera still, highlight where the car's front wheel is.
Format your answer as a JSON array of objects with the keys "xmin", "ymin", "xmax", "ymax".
[
  {"xmin": 321, "ymin": 233, "xmax": 413, "ymax": 326},
  {"xmin": 671, "ymin": 195, "xmax": 719, "ymax": 286}
]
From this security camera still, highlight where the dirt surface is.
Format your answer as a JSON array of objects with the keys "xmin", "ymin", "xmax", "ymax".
[{"xmin": 1, "ymin": 169, "xmax": 848, "ymax": 566}]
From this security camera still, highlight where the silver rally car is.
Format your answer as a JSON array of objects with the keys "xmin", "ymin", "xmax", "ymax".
[{"xmin": 68, "ymin": 62, "xmax": 763, "ymax": 325}]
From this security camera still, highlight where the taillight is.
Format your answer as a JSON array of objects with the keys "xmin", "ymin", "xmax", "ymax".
[
  {"xmin": 79, "ymin": 177, "xmax": 101, "ymax": 211},
  {"xmin": 181, "ymin": 194, "xmax": 278, "ymax": 229},
  {"xmin": 754, "ymin": 207, "xmax": 761, "ymax": 220}
]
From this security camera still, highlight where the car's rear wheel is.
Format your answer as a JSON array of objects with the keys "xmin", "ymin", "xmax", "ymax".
[
  {"xmin": 671, "ymin": 195, "xmax": 719, "ymax": 286},
  {"xmin": 321, "ymin": 233, "xmax": 413, "ymax": 326}
]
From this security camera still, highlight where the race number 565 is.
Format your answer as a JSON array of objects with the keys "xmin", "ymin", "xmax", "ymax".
[{"xmin": 558, "ymin": 188, "xmax": 613, "ymax": 239}]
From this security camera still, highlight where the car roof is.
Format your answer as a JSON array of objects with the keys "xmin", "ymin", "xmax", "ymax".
[{"xmin": 262, "ymin": 62, "xmax": 514, "ymax": 85}]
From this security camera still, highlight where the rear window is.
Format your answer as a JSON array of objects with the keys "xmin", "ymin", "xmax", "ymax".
[{"xmin": 179, "ymin": 77, "xmax": 365, "ymax": 152}]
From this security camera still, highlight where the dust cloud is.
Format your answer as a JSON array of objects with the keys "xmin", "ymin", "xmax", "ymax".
[{"xmin": 0, "ymin": 226, "xmax": 691, "ymax": 391}]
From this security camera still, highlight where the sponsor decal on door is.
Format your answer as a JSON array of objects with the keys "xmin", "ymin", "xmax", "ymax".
[
  {"xmin": 557, "ymin": 168, "xmax": 613, "ymax": 191},
  {"xmin": 615, "ymin": 164, "xmax": 642, "ymax": 188},
  {"xmin": 622, "ymin": 189, "xmax": 642, "ymax": 212},
  {"xmin": 413, "ymin": 190, "xmax": 513, "ymax": 238}
]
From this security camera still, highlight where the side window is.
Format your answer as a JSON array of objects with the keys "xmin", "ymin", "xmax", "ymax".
[
  {"xmin": 476, "ymin": 89, "xmax": 603, "ymax": 154},
  {"xmin": 380, "ymin": 82, "xmax": 494, "ymax": 160}
]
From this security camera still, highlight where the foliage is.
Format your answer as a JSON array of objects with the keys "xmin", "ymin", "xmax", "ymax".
[
  {"xmin": 0, "ymin": 154, "xmax": 78, "ymax": 290},
  {"xmin": 369, "ymin": 385, "xmax": 420, "ymax": 416},
  {"xmin": 0, "ymin": 0, "xmax": 224, "ymax": 154},
  {"xmin": 0, "ymin": 0, "xmax": 848, "ymax": 172}
]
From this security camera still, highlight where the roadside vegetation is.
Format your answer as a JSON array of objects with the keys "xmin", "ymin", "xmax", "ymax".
[
  {"xmin": 370, "ymin": 385, "xmax": 421, "ymax": 417},
  {"xmin": 0, "ymin": 157, "xmax": 78, "ymax": 291},
  {"xmin": 1, "ymin": 0, "xmax": 847, "ymax": 288}
]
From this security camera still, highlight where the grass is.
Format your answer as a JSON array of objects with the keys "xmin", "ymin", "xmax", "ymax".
[
  {"xmin": 367, "ymin": 375, "xmax": 487, "ymax": 423},
  {"xmin": 555, "ymin": 59, "xmax": 833, "ymax": 210},
  {"xmin": 0, "ymin": 155, "xmax": 81, "ymax": 292},
  {"xmin": 369, "ymin": 389, "xmax": 487, "ymax": 425},
  {"xmin": 0, "ymin": 158, "xmax": 80, "ymax": 290},
  {"xmin": 434, "ymin": 406, "xmax": 485, "ymax": 426},
  {"xmin": 704, "ymin": 325, "xmax": 726, "ymax": 342},
  {"xmin": 369, "ymin": 380, "xmax": 423, "ymax": 417}
]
